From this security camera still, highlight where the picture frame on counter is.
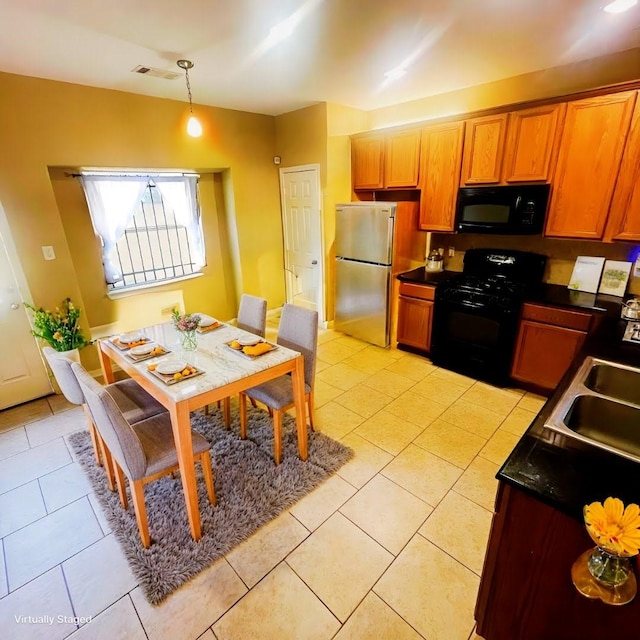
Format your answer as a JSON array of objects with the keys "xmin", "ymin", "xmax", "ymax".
[
  {"xmin": 568, "ymin": 256, "xmax": 605, "ymax": 294},
  {"xmin": 598, "ymin": 260, "xmax": 632, "ymax": 297}
]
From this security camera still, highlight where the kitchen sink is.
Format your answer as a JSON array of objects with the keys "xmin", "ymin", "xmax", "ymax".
[
  {"xmin": 563, "ymin": 395, "xmax": 640, "ymax": 460},
  {"xmin": 545, "ymin": 357, "xmax": 640, "ymax": 463},
  {"xmin": 583, "ymin": 364, "xmax": 640, "ymax": 406}
]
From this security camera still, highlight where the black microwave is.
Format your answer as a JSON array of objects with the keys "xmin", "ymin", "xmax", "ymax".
[{"xmin": 455, "ymin": 184, "xmax": 550, "ymax": 235}]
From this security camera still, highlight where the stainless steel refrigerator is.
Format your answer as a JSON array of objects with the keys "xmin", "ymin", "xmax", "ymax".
[{"xmin": 334, "ymin": 202, "xmax": 396, "ymax": 347}]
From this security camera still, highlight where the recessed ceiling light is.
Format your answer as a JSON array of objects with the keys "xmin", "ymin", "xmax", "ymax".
[{"xmin": 603, "ymin": 0, "xmax": 637, "ymax": 13}]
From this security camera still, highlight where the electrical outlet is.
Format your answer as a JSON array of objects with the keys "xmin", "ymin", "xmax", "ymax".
[
  {"xmin": 448, "ymin": 247, "xmax": 455, "ymax": 258},
  {"xmin": 42, "ymin": 246, "xmax": 56, "ymax": 260}
]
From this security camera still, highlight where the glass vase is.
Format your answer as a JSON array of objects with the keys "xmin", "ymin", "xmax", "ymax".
[
  {"xmin": 181, "ymin": 329, "xmax": 197, "ymax": 351},
  {"xmin": 572, "ymin": 546, "xmax": 637, "ymax": 605},
  {"xmin": 587, "ymin": 547, "xmax": 634, "ymax": 588}
]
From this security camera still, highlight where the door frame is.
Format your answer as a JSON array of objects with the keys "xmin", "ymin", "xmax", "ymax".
[
  {"xmin": 0, "ymin": 202, "xmax": 37, "ymax": 316},
  {"xmin": 279, "ymin": 164, "xmax": 326, "ymax": 326},
  {"xmin": 0, "ymin": 201, "xmax": 52, "ymax": 404}
]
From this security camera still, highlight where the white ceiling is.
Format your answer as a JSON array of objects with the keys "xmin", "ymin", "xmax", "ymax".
[{"xmin": 0, "ymin": 0, "xmax": 638, "ymax": 116}]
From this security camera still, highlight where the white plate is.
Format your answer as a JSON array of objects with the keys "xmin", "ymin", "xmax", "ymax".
[
  {"xmin": 119, "ymin": 332, "xmax": 144, "ymax": 344},
  {"xmin": 196, "ymin": 313, "xmax": 217, "ymax": 328},
  {"xmin": 155, "ymin": 359, "xmax": 187, "ymax": 375},
  {"xmin": 238, "ymin": 336, "xmax": 261, "ymax": 346},
  {"xmin": 130, "ymin": 342, "xmax": 156, "ymax": 356}
]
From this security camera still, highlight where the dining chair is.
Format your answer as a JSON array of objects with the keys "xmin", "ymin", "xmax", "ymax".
[
  {"xmin": 237, "ymin": 294, "xmax": 267, "ymax": 337},
  {"xmin": 43, "ymin": 347, "xmax": 166, "ymax": 492},
  {"xmin": 238, "ymin": 303, "xmax": 318, "ymax": 465},
  {"xmin": 71, "ymin": 361, "xmax": 216, "ymax": 548},
  {"xmin": 209, "ymin": 294, "xmax": 268, "ymax": 424}
]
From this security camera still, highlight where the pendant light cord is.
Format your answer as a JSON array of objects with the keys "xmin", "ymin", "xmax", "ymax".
[{"xmin": 184, "ymin": 68, "xmax": 194, "ymax": 114}]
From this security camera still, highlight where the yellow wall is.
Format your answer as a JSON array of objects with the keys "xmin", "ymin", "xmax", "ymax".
[
  {"xmin": 368, "ymin": 47, "xmax": 640, "ymax": 129},
  {"xmin": 325, "ymin": 104, "xmax": 369, "ymax": 317},
  {"xmin": 2, "ymin": 46, "xmax": 638, "ymax": 374},
  {"xmin": 0, "ymin": 71, "xmax": 284, "ymax": 368},
  {"xmin": 274, "ymin": 102, "xmax": 368, "ymax": 320}
]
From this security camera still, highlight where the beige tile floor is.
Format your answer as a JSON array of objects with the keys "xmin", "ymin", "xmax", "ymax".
[{"xmin": 0, "ymin": 323, "xmax": 547, "ymax": 640}]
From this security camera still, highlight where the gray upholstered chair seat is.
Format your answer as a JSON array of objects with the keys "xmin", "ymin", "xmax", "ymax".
[
  {"xmin": 212, "ymin": 293, "xmax": 268, "ymax": 426},
  {"xmin": 237, "ymin": 294, "xmax": 267, "ymax": 336},
  {"xmin": 72, "ymin": 361, "xmax": 216, "ymax": 548},
  {"xmin": 245, "ymin": 378, "xmax": 312, "ymax": 411},
  {"xmin": 108, "ymin": 379, "xmax": 166, "ymax": 424},
  {"xmin": 42, "ymin": 346, "xmax": 168, "ymax": 491},
  {"xmin": 240, "ymin": 304, "xmax": 318, "ymax": 464},
  {"xmin": 133, "ymin": 415, "xmax": 211, "ymax": 478}
]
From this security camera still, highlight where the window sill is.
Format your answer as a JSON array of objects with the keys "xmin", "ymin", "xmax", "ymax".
[{"xmin": 106, "ymin": 272, "xmax": 203, "ymax": 300}]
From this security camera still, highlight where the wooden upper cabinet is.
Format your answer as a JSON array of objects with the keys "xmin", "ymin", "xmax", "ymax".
[
  {"xmin": 604, "ymin": 92, "xmax": 640, "ymax": 242},
  {"xmin": 418, "ymin": 121, "xmax": 465, "ymax": 231},
  {"xmin": 502, "ymin": 104, "xmax": 565, "ymax": 183},
  {"xmin": 460, "ymin": 113, "xmax": 508, "ymax": 185},
  {"xmin": 384, "ymin": 129, "xmax": 421, "ymax": 188},
  {"xmin": 352, "ymin": 134, "xmax": 385, "ymax": 189},
  {"xmin": 544, "ymin": 91, "xmax": 637, "ymax": 240}
]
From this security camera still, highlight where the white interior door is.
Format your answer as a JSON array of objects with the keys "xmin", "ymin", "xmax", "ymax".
[
  {"xmin": 279, "ymin": 165, "xmax": 324, "ymax": 322},
  {"xmin": 0, "ymin": 210, "xmax": 52, "ymax": 409}
]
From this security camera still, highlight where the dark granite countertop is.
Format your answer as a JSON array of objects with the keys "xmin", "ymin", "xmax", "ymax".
[
  {"xmin": 397, "ymin": 269, "xmax": 628, "ymax": 313},
  {"xmin": 525, "ymin": 283, "xmax": 626, "ymax": 313},
  {"xmin": 396, "ymin": 267, "xmax": 458, "ymax": 285},
  {"xmin": 498, "ymin": 312, "xmax": 640, "ymax": 522}
]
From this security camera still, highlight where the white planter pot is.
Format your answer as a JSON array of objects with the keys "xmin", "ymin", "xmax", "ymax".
[{"xmin": 57, "ymin": 348, "xmax": 81, "ymax": 363}]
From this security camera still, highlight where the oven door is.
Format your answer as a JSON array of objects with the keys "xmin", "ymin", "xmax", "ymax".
[{"xmin": 431, "ymin": 296, "xmax": 519, "ymax": 385}]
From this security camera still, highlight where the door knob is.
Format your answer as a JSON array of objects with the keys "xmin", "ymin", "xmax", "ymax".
[
  {"xmin": 311, "ymin": 260, "xmax": 318, "ymax": 265},
  {"xmin": 10, "ymin": 303, "xmax": 19, "ymax": 310}
]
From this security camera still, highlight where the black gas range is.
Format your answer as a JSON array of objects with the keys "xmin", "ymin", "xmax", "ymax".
[{"xmin": 431, "ymin": 249, "xmax": 547, "ymax": 386}]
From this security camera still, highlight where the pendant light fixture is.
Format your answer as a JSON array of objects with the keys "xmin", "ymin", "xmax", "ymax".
[{"xmin": 176, "ymin": 59, "xmax": 202, "ymax": 137}]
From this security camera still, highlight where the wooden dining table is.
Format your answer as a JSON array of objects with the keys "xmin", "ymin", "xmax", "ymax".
[{"xmin": 97, "ymin": 320, "xmax": 307, "ymax": 542}]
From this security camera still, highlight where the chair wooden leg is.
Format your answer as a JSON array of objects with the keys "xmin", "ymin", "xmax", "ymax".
[
  {"xmin": 239, "ymin": 392, "xmax": 247, "ymax": 439},
  {"xmin": 273, "ymin": 409, "xmax": 283, "ymax": 465},
  {"xmin": 200, "ymin": 451, "xmax": 216, "ymax": 506},
  {"xmin": 130, "ymin": 480, "xmax": 150, "ymax": 548},
  {"xmin": 223, "ymin": 397, "xmax": 231, "ymax": 428},
  {"xmin": 204, "ymin": 405, "xmax": 209, "ymax": 415},
  {"xmin": 99, "ymin": 436, "xmax": 116, "ymax": 492},
  {"xmin": 250, "ymin": 398, "xmax": 258, "ymax": 408},
  {"xmin": 114, "ymin": 463, "xmax": 128, "ymax": 510},
  {"xmin": 82, "ymin": 405, "xmax": 102, "ymax": 466},
  {"xmin": 307, "ymin": 391, "xmax": 315, "ymax": 431}
]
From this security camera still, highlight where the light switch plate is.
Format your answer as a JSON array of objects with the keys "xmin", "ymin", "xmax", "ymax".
[{"xmin": 42, "ymin": 246, "xmax": 56, "ymax": 260}]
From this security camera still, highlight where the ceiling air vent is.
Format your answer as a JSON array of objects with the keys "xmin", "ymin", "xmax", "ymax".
[{"xmin": 131, "ymin": 65, "xmax": 181, "ymax": 80}]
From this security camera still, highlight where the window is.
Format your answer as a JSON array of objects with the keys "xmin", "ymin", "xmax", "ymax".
[{"xmin": 80, "ymin": 172, "xmax": 205, "ymax": 291}]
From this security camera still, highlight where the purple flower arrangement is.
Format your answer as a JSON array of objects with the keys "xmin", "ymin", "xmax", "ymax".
[{"xmin": 171, "ymin": 309, "xmax": 201, "ymax": 332}]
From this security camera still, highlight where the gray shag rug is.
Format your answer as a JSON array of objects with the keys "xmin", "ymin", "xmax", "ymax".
[{"xmin": 69, "ymin": 406, "xmax": 353, "ymax": 605}]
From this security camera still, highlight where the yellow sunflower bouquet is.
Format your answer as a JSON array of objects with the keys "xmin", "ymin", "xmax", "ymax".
[{"xmin": 584, "ymin": 497, "xmax": 640, "ymax": 557}]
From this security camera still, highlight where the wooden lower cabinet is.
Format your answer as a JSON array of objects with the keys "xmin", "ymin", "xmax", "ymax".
[
  {"xmin": 511, "ymin": 304, "xmax": 592, "ymax": 391},
  {"xmin": 476, "ymin": 483, "xmax": 640, "ymax": 640},
  {"xmin": 396, "ymin": 283, "xmax": 435, "ymax": 351}
]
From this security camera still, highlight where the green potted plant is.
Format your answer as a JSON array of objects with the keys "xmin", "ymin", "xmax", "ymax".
[{"xmin": 24, "ymin": 297, "xmax": 90, "ymax": 359}]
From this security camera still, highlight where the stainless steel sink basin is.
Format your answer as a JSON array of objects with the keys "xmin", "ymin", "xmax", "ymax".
[
  {"xmin": 583, "ymin": 364, "xmax": 640, "ymax": 406},
  {"xmin": 564, "ymin": 395, "xmax": 640, "ymax": 460},
  {"xmin": 545, "ymin": 357, "xmax": 640, "ymax": 463}
]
